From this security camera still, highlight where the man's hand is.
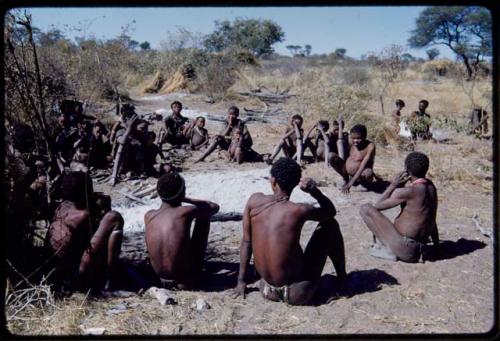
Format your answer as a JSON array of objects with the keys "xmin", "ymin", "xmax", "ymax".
[
  {"xmin": 341, "ymin": 182, "xmax": 351, "ymax": 194},
  {"xmin": 125, "ymin": 114, "xmax": 138, "ymax": 132},
  {"xmin": 391, "ymin": 171, "xmax": 411, "ymax": 187},
  {"xmin": 231, "ymin": 281, "xmax": 247, "ymax": 299},
  {"xmin": 299, "ymin": 177, "xmax": 317, "ymax": 193}
]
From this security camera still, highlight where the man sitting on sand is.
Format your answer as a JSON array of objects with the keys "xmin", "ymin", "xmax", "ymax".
[
  {"xmin": 186, "ymin": 116, "xmax": 210, "ymax": 150},
  {"xmin": 266, "ymin": 114, "xmax": 316, "ymax": 165},
  {"xmin": 145, "ymin": 172, "xmax": 220, "ymax": 289},
  {"xmin": 359, "ymin": 152, "xmax": 439, "ymax": 263},
  {"xmin": 164, "ymin": 101, "xmax": 189, "ymax": 147},
  {"xmin": 46, "ymin": 172, "xmax": 124, "ymax": 292},
  {"xmin": 194, "ymin": 106, "xmax": 253, "ymax": 163},
  {"xmin": 315, "ymin": 119, "xmax": 349, "ymax": 170},
  {"xmin": 232, "ymin": 158, "xmax": 346, "ymax": 305},
  {"xmin": 334, "ymin": 124, "xmax": 376, "ymax": 193}
]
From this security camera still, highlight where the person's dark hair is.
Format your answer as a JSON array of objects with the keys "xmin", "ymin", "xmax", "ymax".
[
  {"xmin": 196, "ymin": 116, "xmax": 205, "ymax": 121},
  {"xmin": 291, "ymin": 114, "xmax": 303, "ymax": 122},
  {"xmin": 157, "ymin": 172, "xmax": 185, "ymax": 204},
  {"xmin": 228, "ymin": 106, "xmax": 239, "ymax": 115},
  {"xmin": 61, "ymin": 171, "xmax": 93, "ymax": 208},
  {"xmin": 405, "ymin": 152, "xmax": 429, "ymax": 178},
  {"xmin": 170, "ymin": 101, "xmax": 182, "ymax": 109},
  {"xmin": 270, "ymin": 158, "xmax": 302, "ymax": 194},
  {"xmin": 396, "ymin": 99, "xmax": 405, "ymax": 107},
  {"xmin": 419, "ymin": 99, "xmax": 429, "ymax": 107},
  {"xmin": 318, "ymin": 120, "xmax": 329, "ymax": 131},
  {"xmin": 350, "ymin": 124, "xmax": 367, "ymax": 139}
]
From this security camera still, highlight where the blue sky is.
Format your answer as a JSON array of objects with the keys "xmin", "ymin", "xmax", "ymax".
[{"xmin": 20, "ymin": 6, "xmax": 456, "ymax": 59}]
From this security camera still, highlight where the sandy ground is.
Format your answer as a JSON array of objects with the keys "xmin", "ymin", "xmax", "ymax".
[{"xmin": 7, "ymin": 91, "xmax": 495, "ymax": 336}]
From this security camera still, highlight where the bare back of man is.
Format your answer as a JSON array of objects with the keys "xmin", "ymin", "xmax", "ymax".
[
  {"xmin": 145, "ymin": 173, "xmax": 219, "ymax": 289},
  {"xmin": 233, "ymin": 158, "xmax": 346, "ymax": 305}
]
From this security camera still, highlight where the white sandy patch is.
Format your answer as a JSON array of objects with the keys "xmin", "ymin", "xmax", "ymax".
[{"xmin": 113, "ymin": 167, "xmax": 344, "ymax": 233}]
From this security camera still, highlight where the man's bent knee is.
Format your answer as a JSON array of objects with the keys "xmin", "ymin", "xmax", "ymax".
[{"xmin": 359, "ymin": 203, "xmax": 374, "ymax": 217}]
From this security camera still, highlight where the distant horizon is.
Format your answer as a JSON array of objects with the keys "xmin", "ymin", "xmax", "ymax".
[{"xmin": 20, "ymin": 6, "xmax": 469, "ymax": 60}]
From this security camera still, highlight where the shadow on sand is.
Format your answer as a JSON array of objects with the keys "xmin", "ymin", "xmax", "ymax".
[
  {"xmin": 312, "ymin": 268, "xmax": 399, "ymax": 306},
  {"xmin": 423, "ymin": 238, "xmax": 487, "ymax": 262}
]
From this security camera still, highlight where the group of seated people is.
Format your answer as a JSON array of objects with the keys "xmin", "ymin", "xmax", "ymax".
[
  {"xmin": 10, "ymin": 98, "xmax": 439, "ymax": 305},
  {"xmin": 45, "ymin": 151, "xmax": 438, "ymax": 305}
]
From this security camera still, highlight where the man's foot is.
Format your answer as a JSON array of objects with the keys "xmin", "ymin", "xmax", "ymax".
[{"xmin": 369, "ymin": 243, "xmax": 397, "ymax": 261}]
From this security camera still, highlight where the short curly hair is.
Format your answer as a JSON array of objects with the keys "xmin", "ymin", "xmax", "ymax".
[
  {"xmin": 270, "ymin": 157, "xmax": 302, "ymax": 194},
  {"xmin": 157, "ymin": 172, "xmax": 186, "ymax": 203},
  {"xmin": 318, "ymin": 120, "xmax": 330, "ymax": 131},
  {"xmin": 228, "ymin": 106, "xmax": 240, "ymax": 115},
  {"xmin": 350, "ymin": 124, "xmax": 367, "ymax": 139},
  {"xmin": 396, "ymin": 99, "xmax": 405, "ymax": 107},
  {"xmin": 405, "ymin": 152, "xmax": 429, "ymax": 178},
  {"xmin": 170, "ymin": 101, "xmax": 183, "ymax": 109}
]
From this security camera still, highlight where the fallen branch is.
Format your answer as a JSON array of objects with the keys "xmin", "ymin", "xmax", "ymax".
[
  {"xmin": 121, "ymin": 192, "xmax": 148, "ymax": 205},
  {"xmin": 210, "ymin": 212, "xmax": 243, "ymax": 222}
]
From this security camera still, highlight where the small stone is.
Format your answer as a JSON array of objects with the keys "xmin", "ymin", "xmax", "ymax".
[
  {"xmin": 195, "ymin": 298, "xmax": 210, "ymax": 311},
  {"xmin": 80, "ymin": 326, "xmax": 106, "ymax": 335},
  {"xmin": 147, "ymin": 286, "xmax": 177, "ymax": 305}
]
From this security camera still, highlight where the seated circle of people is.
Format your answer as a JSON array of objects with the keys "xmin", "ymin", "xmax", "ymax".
[
  {"xmin": 45, "ymin": 171, "xmax": 124, "ymax": 292},
  {"xmin": 194, "ymin": 106, "xmax": 255, "ymax": 163},
  {"xmin": 232, "ymin": 157, "xmax": 346, "ymax": 305},
  {"xmin": 145, "ymin": 172, "xmax": 220, "ymax": 289},
  {"xmin": 359, "ymin": 152, "xmax": 439, "ymax": 263}
]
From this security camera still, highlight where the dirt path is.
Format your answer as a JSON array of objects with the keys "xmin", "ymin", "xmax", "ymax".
[{"xmin": 9, "ymin": 91, "xmax": 494, "ymax": 335}]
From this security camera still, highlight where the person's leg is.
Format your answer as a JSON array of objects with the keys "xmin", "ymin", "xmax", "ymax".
[
  {"xmin": 287, "ymin": 218, "xmax": 346, "ymax": 305},
  {"xmin": 331, "ymin": 157, "xmax": 350, "ymax": 183},
  {"xmin": 235, "ymin": 147, "xmax": 244, "ymax": 164},
  {"xmin": 195, "ymin": 135, "xmax": 223, "ymax": 162},
  {"xmin": 79, "ymin": 211, "xmax": 124, "ymax": 289},
  {"xmin": 268, "ymin": 136, "xmax": 290, "ymax": 163},
  {"xmin": 303, "ymin": 138, "xmax": 317, "ymax": 159},
  {"xmin": 359, "ymin": 204, "xmax": 419, "ymax": 262},
  {"xmin": 190, "ymin": 216, "xmax": 211, "ymax": 274}
]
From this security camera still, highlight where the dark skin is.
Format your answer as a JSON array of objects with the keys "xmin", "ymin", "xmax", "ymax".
[
  {"xmin": 188, "ymin": 118, "xmax": 209, "ymax": 150},
  {"xmin": 222, "ymin": 127, "xmax": 244, "ymax": 163},
  {"xmin": 46, "ymin": 193, "xmax": 124, "ymax": 290},
  {"xmin": 392, "ymin": 103, "xmax": 405, "ymax": 133},
  {"xmin": 232, "ymin": 177, "xmax": 346, "ymax": 305},
  {"xmin": 315, "ymin": 123, "xmax": 347, "ymax": 170},
  {"xmin": 194, "ymin": 109, "xmax": 251, "ymax": 163},
  {"xmin": 144, "ymin": 190, "xmax": 219, "ymax": 289},
  {"xmin": 359, "ymin": 170, "xmax": 439, "ymax": 262},
  {"xmin": 337, "ymin": 131, "xmax": 376, "ymax": 193},
  {"xmin": 267, "ymin": 118, "xmax": 304, "ymax": 164}
]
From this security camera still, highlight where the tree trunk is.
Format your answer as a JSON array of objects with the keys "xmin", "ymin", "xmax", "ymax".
[{"xmin": 461, "ymin": 54, "xmax": 474, "ymax": 80}]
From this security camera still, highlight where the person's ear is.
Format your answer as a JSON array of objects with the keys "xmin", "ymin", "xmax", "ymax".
[{"xmin": 270, "ymin": 177, "xmax": 277, "ymax": 190}]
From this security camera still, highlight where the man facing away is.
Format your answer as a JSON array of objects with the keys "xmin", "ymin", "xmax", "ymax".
[
  {"xmin": 145, "ymin": 172, "xmax": 220, "ymax": 289},
  {"xmin": 232, "ymin": 157, "xmax": 346, "ymax": 305},
  {"xmin": 359, "ymin": 152, "xmax": 439, "ymax": 262}
]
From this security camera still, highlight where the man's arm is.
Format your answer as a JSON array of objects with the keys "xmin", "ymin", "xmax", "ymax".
[
  {"xmin": 232, "ymin": 198, "xmax": 253, "ymax": 298},
  {"xmin": 373, "ymin": 171, "xmax": 411, "ymax": 211},
  {"xmin": 317, "ymin": 126, "xmax": 331, "ymax": 168},
  {"xmin": 182, "ymin": 197, "xmax": 220, "ymax": 218},
  {"xmin": 337, "ymin": 122, "xmax": 347, "ymax": 160},
  {"xmin": 343, "ymin": 143, "xmax": 375, "ymax": 191},
  {"xmin": 300, "ymin": 178, "xmax": 336, "ymax": 221}
]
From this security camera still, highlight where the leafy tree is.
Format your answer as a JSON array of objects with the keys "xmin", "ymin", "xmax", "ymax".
[
  {"xmin": 139, "ymin": 41, "xmax": 151, "ymax": 50},
  {"xmin": 304, "ymin": 44, "xmax": 312, "ymax": 57},
  {"xmin": 203, "ymin": 18, "xmax": 285, "ymax": 57},
  {"xmin": 401, "ymin": 53, "xmax": 416, "ymax": 62},
  {"xmin": 334, "ymin": 48, "xmax": 347, "ymax": 58},
  {"xmin": 286, "ymin": 44, "xmax": 302, "ymax": 56},
  {"xmin": 425, "ymin": 48, "xmax": 440, "ymax": 60},
  {"xmin": 408, "ymin": 6, "xmax": 492, "ymax": 79}
]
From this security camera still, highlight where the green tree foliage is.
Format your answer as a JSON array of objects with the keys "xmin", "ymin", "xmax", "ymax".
[
  {"xmin": 203, "ymin": 18, "xmax": 284, "ymax": 57},
  {"xmin": 334, "ymin": 48, "xmax": 347, "ymax": 58},
  {"xmin": 408, "ymin": 6, "xmax": 492, "ymax": 79},
  {"xmin": 425, "ymin": 48, "xmax": 440, "ymax": 60},
  {"xmin": 140, "ymin": 41, "xmax": 151, "ymax": 50}
]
